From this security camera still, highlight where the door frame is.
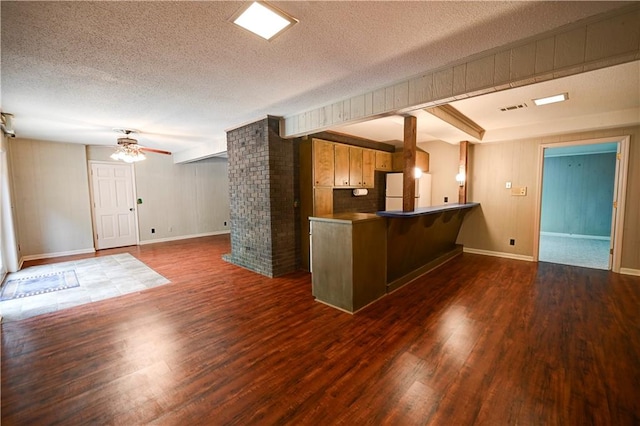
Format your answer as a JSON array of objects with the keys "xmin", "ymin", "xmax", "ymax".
[
  {"xmin": 88, "ymin": 160, "xmax": 140, "ymax": 249},
  {"xmin": 533, "ymin": 135, "xmax": 630, "ymax": 273}
]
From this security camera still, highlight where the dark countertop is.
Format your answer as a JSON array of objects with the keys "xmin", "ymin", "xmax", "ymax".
[
  {"xmin": 376, "ymin": 202, "xmax": 480, "ymax": 218},
  {"xmin": 309, "ymin": 212, "xmax": 383, "ymax": 224}
]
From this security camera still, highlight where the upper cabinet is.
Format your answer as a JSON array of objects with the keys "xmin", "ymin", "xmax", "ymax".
[
  {"xmin": 362, "ymin": 149, "xmax": 375, "ymax": 188},
  {"xmin": 349, "ymin": 147, "xmax": 363, "ymax": 187},
  {"xmin": 375, "ymin": 151, "xmax": 392, "ymax": 171},
  {"xmin": 312, "ymin": 138, "xmax": 398, "ymax": 189},
  {"xmin": 346, "ymin": 147, "xmax": 375, "ymax": 189},
  {"xmin": 334, "ymin": 144, "xmax": 351, "ymax": 187},
  {"xmin": 313, "ymin": 139, "xmax": 334, "ymax": 186}
]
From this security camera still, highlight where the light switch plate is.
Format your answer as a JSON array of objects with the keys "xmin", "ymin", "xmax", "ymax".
[{"xmin": 511, "ymin": 186, "xmax": 527, "ymax": 196}]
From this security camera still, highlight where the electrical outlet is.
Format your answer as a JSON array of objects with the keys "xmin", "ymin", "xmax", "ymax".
[
  {"xmin": 509, "ymin": 239, "xmax": 515, "ymax": 246},
  {"xmin": 506, "ymin": 181, "xmax": 512, "ymax": 189},
  {"xmin": 151, "ymin": 228, "xmax": 155, "ymax": 234},
  {"xmin": 444, "ymin": 197, "xmax": 448, "ymax": 203},
  {"xmin": 224, "ymin": 221, "xmax": 227, "ymax": 226}
]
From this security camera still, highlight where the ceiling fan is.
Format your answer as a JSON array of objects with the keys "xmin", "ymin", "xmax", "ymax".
[{"xmin": 111, "ymin": 129, "xmax": 171, "ymax": 162}]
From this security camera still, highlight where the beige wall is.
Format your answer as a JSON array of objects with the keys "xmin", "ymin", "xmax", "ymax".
[
  {"xmin": 458, "ymin": 125, "xmax": 640, "ymax": 270},
  {"xmin": 87, "ymin": 146, "xmax": 230, "ymax": 243},
  {"xmin": 418, "ymin": 140, "xmax": 460, "ymax": 206},
  {"xmin": 9, "ymin": 141, "xmax": 230, "ymax": 260},
  {"xmin": 131, "ymin": 152, "xmax": 230, "ymax": 242},
  {"xmin": 9, "ymin": 139, "xmax": 94, "ymax": 258}
]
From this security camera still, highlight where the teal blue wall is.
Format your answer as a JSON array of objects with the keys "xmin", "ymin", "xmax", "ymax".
[{"xmin": 541, "ymin": 152, "xmax": 616, "ymax": 236}]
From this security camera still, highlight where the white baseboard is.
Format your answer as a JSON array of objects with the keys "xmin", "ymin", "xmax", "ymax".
[
  {"xmin": 464, "ymin": 248, "xmax": 640, "ymax": 276},
  {"xmin": 139, "ymin": 230, "xmax": 230, "ymax": 245},
  {"xmin": 21, "ymin": 247, "xmax": 96, "ymax": 263},
  {"xmin": 463, "ymin": 247, "xmax": 534, "ymax": 262},
  {"xmin": 18, "ymin": 231, "xmax": 230, "ymax": 264},
  {"xmin": 540, "ymin": 232, "xmax": 610, "ymax": 241},
  {"xmin": 620, "ymin": 268, "xmax": 640, "ymax": 276}
]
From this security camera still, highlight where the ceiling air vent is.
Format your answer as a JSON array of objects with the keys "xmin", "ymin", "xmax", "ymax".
[{"xmin": 500, "ymin": 103, "xmax": 528, "ymax": 112}]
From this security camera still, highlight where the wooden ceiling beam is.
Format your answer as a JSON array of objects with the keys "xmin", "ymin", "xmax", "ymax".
[{"xmin": 424, "ymin": 104, "xmax": 485, "ymax": 141}]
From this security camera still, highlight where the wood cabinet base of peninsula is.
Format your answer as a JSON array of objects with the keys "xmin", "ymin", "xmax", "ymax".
[{"xmin": 310, "ymin": 214, "xmax": 387, "ymax": 314}]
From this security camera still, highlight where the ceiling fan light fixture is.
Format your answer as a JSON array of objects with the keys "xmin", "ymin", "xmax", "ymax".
[
  {"xmin": 232, "ymin": 2, "xmax": 297, "ymax": 40},
  {"xmin": 110, "ymin": 143, "xmax": 146, "ymax": 163},
  {"xmin": 533, "ymin": 93, "xmax": 568, "ymax": 106}
]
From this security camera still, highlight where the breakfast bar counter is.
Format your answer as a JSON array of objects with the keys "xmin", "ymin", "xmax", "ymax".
[
  {"xmin": 309, "ymin": 203, "xmax": 479, "ymax": 312},
  {"xmin": 377, "ymin": 202, "xmax": 479, "ymax": 291}
]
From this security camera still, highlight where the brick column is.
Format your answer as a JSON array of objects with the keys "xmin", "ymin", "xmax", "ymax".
[{"xmin": 224, "ymin": 116, "xmax": 299, "ymax": 277}]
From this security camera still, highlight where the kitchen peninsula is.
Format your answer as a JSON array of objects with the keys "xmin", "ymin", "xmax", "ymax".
[{"xmin": 310, "ymin": 202, "xmax": 479, "ymax": 313}]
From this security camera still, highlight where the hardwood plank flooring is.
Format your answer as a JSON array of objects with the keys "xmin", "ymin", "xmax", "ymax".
[{"xmin": 2, "ymin": 235, "xmax": 639, "ymax": 425}]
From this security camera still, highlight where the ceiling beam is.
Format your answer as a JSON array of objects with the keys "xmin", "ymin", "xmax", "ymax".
[{"xmin": 424, "ymin": 105, "xmax": 485, "ymax": 141}]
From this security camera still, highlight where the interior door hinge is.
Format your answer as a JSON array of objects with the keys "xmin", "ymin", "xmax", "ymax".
[
  {"xmin": 613, "ymin": 201, "xmax": 618, "ymax": 209},
  {"xmin": 610, "ymin": 248, "xmax": 614, "ymax": 255},
  {"xmin": 617, "ymin": 153, "xmax": 621, "ymax": 160}
]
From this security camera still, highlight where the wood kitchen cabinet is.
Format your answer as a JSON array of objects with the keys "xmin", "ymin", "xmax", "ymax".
[
  {"xmin": 313, "ymin": 139, "xmax": 334, "ymax": 186},
  {"xmin": 301, "ymin": 137, "xmax": 395, "ymax": 271},
  {"xmin": 362, "ymin": 149, "xmax": 375, "ymax": 188},
  {"xmin": 347, "ymin": 147, "xmax": 375, "ymax": 188},
  {"xmin": 313, "ymin": 187, "xmax": 333, "ymax": 216},
  {"xmin": 334, "ymin": 144, "xmax": 350, "ymax": 187},
  {"xmin": 349, "ymin": 146, "xmax": 363, "ymax": 186},
  {"xmin": 375, "ymin": 151, "xmax": 392, "ymax": 171}
]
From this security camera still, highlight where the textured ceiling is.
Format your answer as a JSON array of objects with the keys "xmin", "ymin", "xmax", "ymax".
[{"xmin": 0, "ymin": 1, "xmax": 634, "ymax": 160}]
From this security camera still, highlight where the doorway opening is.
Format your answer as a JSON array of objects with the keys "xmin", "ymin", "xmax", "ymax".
[{"xmin": 534, "ymin": 136, "xmax": 629, "ymax": 272}]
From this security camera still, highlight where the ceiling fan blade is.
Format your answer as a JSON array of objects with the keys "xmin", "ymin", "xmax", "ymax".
[{"xmin": 140, "ymin": 147, "xmax": 172, "ymax": 155}]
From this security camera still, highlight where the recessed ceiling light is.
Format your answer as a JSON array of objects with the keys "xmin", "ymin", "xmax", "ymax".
[
  {"xmin": 533, "ymin": 93, "xmax": 569, "ymax": 106},
  {"xmin": 233, "ymin": 2, "xmax": 297, "ymax": 40}
]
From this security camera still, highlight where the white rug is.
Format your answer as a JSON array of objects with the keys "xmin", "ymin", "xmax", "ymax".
[{"xmin": 0, "ymin": 253, "xmax": 170, "ymax": 322}]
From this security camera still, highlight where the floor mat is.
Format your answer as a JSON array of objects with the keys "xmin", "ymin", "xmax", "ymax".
[{"xmin": 1, "ymin": 270, "xmax": 79, "ymax": 301}]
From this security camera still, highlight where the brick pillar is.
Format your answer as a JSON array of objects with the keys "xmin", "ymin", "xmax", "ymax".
[{"xmin": 224, "ymin": 116, "xmax": 299, "ymax": 277}]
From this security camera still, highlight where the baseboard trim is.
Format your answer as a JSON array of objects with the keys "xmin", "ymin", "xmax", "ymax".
[
  {"xmin": 620, "ymin": 268, "xmax": 640, "ymax": 276},
  {"xmin": 463, "ymin": 247, "xmax": 535, "ymax": 262},
  {"xmin": 139, "ymin": 230, "xmax": 230, "ymax": 245},
  {"xmin": 21, "ymin": 248, "xmax": 96, "ymax": 263},
  {"xmin": 540, "ymin": 232, "xmax": 610, "ymax": 241}
]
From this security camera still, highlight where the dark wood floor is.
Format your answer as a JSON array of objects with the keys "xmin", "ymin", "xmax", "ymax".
[{"xmin": 2, "ymin": 235, "xmax": 639, "ymax": 425}]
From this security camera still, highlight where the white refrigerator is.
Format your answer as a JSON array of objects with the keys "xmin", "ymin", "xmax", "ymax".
[{"xmin": 385, "ymin": 172, "xmax": 432, "ymax": 211}]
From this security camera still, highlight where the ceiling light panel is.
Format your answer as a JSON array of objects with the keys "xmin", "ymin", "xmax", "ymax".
[
  {"xmin": 233, "ymin": 2, "xmax": 297, "ymax": 40},
  {"xmin": 533, "ymin": 93, "xmax": 568, "ymax": 106}
]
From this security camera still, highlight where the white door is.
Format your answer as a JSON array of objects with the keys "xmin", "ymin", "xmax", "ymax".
[{"xmin": 90, "ymin": 162, "xmax": 138, "ymax": 250}]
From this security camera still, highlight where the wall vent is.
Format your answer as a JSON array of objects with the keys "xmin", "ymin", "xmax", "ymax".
[{"xmin": 500, "ymin": 103, "xmax": 528, "ymax": 112}]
